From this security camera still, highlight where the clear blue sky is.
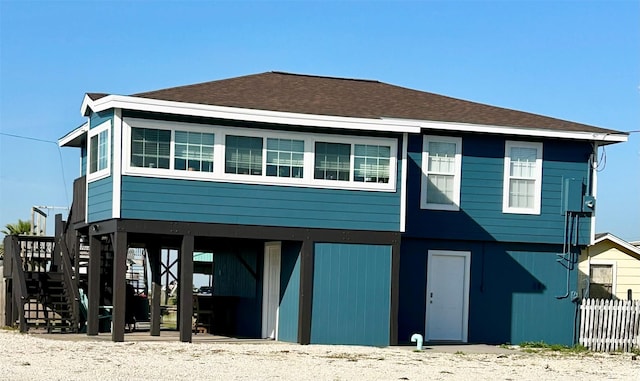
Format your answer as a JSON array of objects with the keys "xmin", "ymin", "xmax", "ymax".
[{"xmin": 1, "ymin": 1, "xmax": 638, "ymax": 241}]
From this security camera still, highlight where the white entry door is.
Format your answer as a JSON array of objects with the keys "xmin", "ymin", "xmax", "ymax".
[
  {"xmin": 425, "ymin": 250, "xmax": 471, "ymax": 342},
  {"xmin": 262, "ymin": 242, "xmax": 281, "ymax": 339}
]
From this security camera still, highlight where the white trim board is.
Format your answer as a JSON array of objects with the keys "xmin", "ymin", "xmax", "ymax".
[
  {"xmin": 383, "ymin": 118, "xmax": 628, "ymax": 143},
  {"xmin": 112, "ymin": 109, "xmax": 122, "ymax": 219},
  {"xmin": 400, "ymin": 132, "xmax": 408, "ymax": 232},
  {"xmin": 81, "ymin": 94, "xmax": 421, "ymax": 134},
  {"xmin": 81, "ymin": 94, "xmax": 627, "ymax": 142},
  {"xmin": 59, "ymin": 122, "xmax": 89, "ymax": 147}
]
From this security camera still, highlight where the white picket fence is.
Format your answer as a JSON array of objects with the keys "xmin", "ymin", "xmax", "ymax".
[{"xmin": 579, "ymin": 298, "xmax": 640, "ymax": 352}]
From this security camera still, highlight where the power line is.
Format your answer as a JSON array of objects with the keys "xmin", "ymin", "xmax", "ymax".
[
  {"xmin": 0, "ymin": 132, "xmax": 57, "ymax": 144},
  {"xmin": 0, "ymin": 131, "xmax": 70, "ymax": 205}
]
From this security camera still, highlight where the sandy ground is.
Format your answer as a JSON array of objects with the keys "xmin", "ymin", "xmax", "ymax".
[{"xmin": 0, "ymin": 330, "xmax": 638, "ymax": 381}]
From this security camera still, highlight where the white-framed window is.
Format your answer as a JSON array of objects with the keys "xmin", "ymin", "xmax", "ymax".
[
  {"xmin": 266, "ymin": 138, "xmax": 304, "ymax": 178},
  {"xmin": 131, "ymin": 127, "xmax": 171, "ymax": 169},
  {"xmin": 314, "ymin": 142, "xmax": 351, "ymax": 181},
  {"xmin": 225, "ymin": 135, "xmax": 263, "ymax": 175},
  {"xmin": 122, "ymin": 117, "xmax": 397, "ymax": 192},
  {"xmin": 174, "ymin": 131, "xmax": 214, "ymax": 172},
  {"xmin": 502, "ymin": 141, "xmax": 543, "ymax": 214},
  {"xmin": 354, "ymin": 144, "xmax": 391, "ymax": 184},
  {"xmin": 421, "ymin": 136, "xmax": 462, "ymax": 210},
  {"xmin": 87, "ymin": 120, "xmax": 111, "ymax": 181}
]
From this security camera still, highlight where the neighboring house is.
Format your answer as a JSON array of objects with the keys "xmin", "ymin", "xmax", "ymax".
[
  {"xmin": 580, "ymin": 233, "xmax": 640, "ymax": 300},
  {"xmin": 57, "ymin": 71, "xmax": 628, "ymax": 346}
]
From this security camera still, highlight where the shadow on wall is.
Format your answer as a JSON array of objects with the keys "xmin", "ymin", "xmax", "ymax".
[
  {"xmin": 398, "ymin": 237, "xmax": 580, "ymax": 345},
  {"xmin": 398, "ymin": 135, "xmax": 581, "ymax": 346}
]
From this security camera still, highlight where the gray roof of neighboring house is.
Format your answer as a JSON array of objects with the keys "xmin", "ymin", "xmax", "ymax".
[
  {"xmin": 592, "ymin": 233, "xmax": 640, "ymax": 257},
  {"xmin": 88, "ymin": 71, "xmax": 622, "ymax": 135}
]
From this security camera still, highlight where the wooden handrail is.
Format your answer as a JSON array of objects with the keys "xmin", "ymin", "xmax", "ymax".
[
  {"xmin": 56, "ymin": 204, "xmax": 81, "ymax": 332},
  {"xmin": 58, "ymin": 236, "xmax": 80, "ymax": 327}
]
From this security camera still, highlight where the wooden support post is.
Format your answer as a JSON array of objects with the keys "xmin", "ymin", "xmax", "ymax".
[
  {"xmin": 148, "ymin": 243, "xmax": 162, "ymax": 336},
  {"xmin": 74, "ymin": 231, "xmax": 81, "ymax": 294},
  {"xmin": 179, "ymin": 235, "xmax": 194, "ymax": 343},
  {"xmin": 87, "ymin": 235, "xmax": 101, "ymax": 336},
  {"xmin": 111, "ymin": 231, "xmax": 128, "ymax": 342},
  {"xmin": 297, "ymin": 239, "xmax": 313, "ymax": 345},
  {"xmin": 4, "ymin": 279, "xmax": 13, "ymax": 327},
  {"xmin": 52, "ymin": 214, "xmax": 63, "ymax": 271}
]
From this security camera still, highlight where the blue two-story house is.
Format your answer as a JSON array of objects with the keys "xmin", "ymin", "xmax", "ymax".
[{"xmin": 59, "ymin": 71, "xmax": 627, "ymax": 346}]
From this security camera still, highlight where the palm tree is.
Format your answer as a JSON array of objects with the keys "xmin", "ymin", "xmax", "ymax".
[{"xmin": 2, "ymin": 219, "xmax": 32, "ymax": 235}]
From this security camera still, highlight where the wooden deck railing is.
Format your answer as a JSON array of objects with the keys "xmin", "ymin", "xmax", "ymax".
[{"xmin": 4, "ymin": 236, "xmax": 28, "ymax": 331}]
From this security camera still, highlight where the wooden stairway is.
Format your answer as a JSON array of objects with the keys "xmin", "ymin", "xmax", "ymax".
[{"xmin": 22, "ymin": 271, "xmax": 78, "ymax": 332}]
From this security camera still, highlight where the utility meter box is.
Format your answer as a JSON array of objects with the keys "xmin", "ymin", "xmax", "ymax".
[
  {"xmin": 563, "ymin": 178, "xmax": 584, "ymax": 214},
  {"xmin": 583, "ymin": 195, "xmax": 596, "ymax": 213}
]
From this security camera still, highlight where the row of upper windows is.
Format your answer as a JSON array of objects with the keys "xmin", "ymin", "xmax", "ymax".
[
  {"xmin": 421, "ymin": 136, "xmax": 543, "ymax": 215},
  {"xmin": 86, "ymin": 119, "xmax": 543, "ymax": 213},
  {"xmin": 131, "ymin": 128, "xmax": 390, "ymax": 182},
  {"xmin": 86, "ymin": 118, "xmax": 397, "ymax": 192}
]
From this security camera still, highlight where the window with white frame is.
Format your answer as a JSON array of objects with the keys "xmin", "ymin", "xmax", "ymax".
[
  {"xmin": 266, "ymin": 138, "xmax": 304, "ymax": 178},
  {"xmin": 421, "ymin": 136, "xmax": 462, "ymax": 210},
  {"xmin": 225, "ymin": 135, "xmax": 263, "ymax": 175},
  {"xmin": 354, "ymin": 144, "xmax": 391, "ymax": 183},
  {"xmin": 122, "ymin": 118, "xmax": 397, "ymax": 191},
  {"xmin": 502, "ymin": 141, "xmax": 543, "ymax": 214},
  {"xmin": 131, "ymin": 127, "xmax": 171, "ymax": 169},
  {"xmin": 314, "ymin": 142, "xmax": 351, "ymax": 181},
  {"xmin": 87, "ymin": 120, "xmax": 111, "ymax": 180},
  {"xmin": 174, "ymin": 131, "xmax": 214, "ymax": 172}
]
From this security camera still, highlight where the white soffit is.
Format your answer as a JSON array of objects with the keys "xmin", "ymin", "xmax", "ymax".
[
  {"xmin": 81, "ymin": 94, "xmax": 421, "ymax": 134},
  {"xmin": 59, "ymin": 122, "xmax": 89, "ymax": 147},
  {"xmin": 80, "ymin": 94, "xmax": 628, "ymax": 142},
  {"xmin": 382, "ymin": 118, "xmax": 628, "ymax": 143}
]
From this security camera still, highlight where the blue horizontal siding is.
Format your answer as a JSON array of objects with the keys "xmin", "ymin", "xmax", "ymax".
[
  {"xmin": 311, "ymin": 243, "xmax": 391, "ymax": 346},
  {"xmin": 120, "ymin": 176, "xmax": 400, "ymax": 231},
  {"xmin": 87, "ymin": 176, "xmax": 113, "ymax": 222},
  {"xmin": 405, "ymin": 134, "xmax": 592, "ymax": 244},
  {"xmin": 399, "ymin": 238, "xmax": 577, "ymax": 346},
  {"xmin": 501, "ymin": 250, "xmax": 577, "ymax": 345}
]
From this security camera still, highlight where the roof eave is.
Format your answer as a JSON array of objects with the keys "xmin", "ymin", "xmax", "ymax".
[
  {"xmin": 80, "ymin": 94, "xmax": 422, "ymax": 134},
  {"xmin": 59, "ymin": 122, "xmax": 89, "ymax": 147},
  {"xmin": 382, "ymin": 118, "xmax": 628, "ymax": 143},
  {"xmin": 81, "ymin": 94, "xmax": 627, "ymax": 142},
  {"xmin": 592, "ymin": 233, "xmax": 640, "ymax": 257}
]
